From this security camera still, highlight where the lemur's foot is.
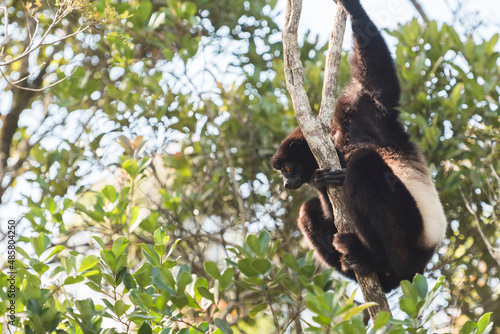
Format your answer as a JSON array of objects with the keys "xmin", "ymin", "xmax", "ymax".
[{"xmin": 333, "ymin": 233, "xmax": 372, "ymax": 276}]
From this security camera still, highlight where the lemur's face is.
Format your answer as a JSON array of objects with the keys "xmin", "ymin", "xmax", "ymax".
[
  {"xmin": 278, "ymin": 162, "xmax": 305, "ymax": 190},
  {"xmin": 272, "ymin": 133, "xmax": 318, "ymax": 191}
]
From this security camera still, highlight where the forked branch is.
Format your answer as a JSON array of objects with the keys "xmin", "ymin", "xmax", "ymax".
[{"xmin": 282, "ymin": 0, "xmax": 391, "ymax": 322}]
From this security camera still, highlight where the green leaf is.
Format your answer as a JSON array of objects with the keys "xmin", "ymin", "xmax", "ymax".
[
  {"xmin": 246, "ymin": 234, "xmax": 261, "ymax": 255},
  {"xmin": 305, "ymin": 295, "xmax": 326, "ymax": 316},
  {"xmin": 166, "ymin": 238, "xmax": 181, "ymax": 259},
  {"xmin": 112, "ymin": 237, "xmax": 129, "ymax": 257},
  {"xmin": 25, "ymin": 285, "xmax": 42, "ymax": 300},
  {"xmin": 171, "ymin": 296, "xmax": 188, "ymax": 309},
  {"xmin": 140, "ymin": 243, "xmax": 161, "ymax": 265},
  {"xmin": 373, "ymin": 311, "xmax": 390, "ymax": 330},
  {"xmin": 154, "ymin": 227, "xmax": 168, "ymax": 244},
  {"xmin": 44, "ymin": 245, "xmax": 65, "ymax": 262},
  {"xmin": 251, "ymin": 259, "xmax": 272, "ymax": 275},
  {"xmin": 181, "ymin": 1, "xmax": 196, "ymax": 19},
  {"xmin": 244, "ymin": 276, "xmax": 265, "ymax": 286},
  {"xmin": 432, "ymin": 276, "xmax": 446, "ymax": 293},
  {"xmin": 60, "ymin": 257, "xmax": 73, "ymax": 274},
  {"xmin": 343, "ymin": 302, "xmax": 378, "ymax": 320},
  {"xmin": 78, "ymin": 255, "xmax": 99, "ymax": 272},
  {"xmin": 123, "ymin": 272, "xmax": 136, "ymax": 291},
  {"xmin": 158, "ymin": 267, "xmax": 176, "ymax": 289},
  {"xmin": 298, "ymin": 264, "xmax": 316, "ymax": 277},
  {"xmin": 154, "ymin": 243, "xmax": 166, "ymax": 257},
  {"xmin": 92, "ymin": 236, "xmax": 106, "ymax": 249},
  {"xmin": 485, "ymin": 34, "xmax": 499, "ymax": 53},
  {"xmin": 156, "ymin": 291, "xmax": 171, "ymax": 313},
  {"xmin": 135, "ymin": 264, "xmax": 153, "ymax": 289},
  {"xmin": 450, "ymin": 82, "xmax": 464, "ymax": 104},
  {"xmin": 101, "ymin": 249, "xmax": 116, "ymax": 268},
  {"xmin": 177, "ymin": 271, "xmax": 193, "ymax": 294},
  {"xmin": 123, "ymin": 158, "xmax": 139, "ymax": 177},
  {"xmin": 219, "ymin": 268, "xmax": 234, "ymax": 291},
  {"xmin": 83, "ymin": 269, "xmax": 101, "ymax": 277},
  {"xmin": 258, "ymin": 230, "xmax": 271, "ymax": 254},
  {"xmin": 400, "ymin": 280, "xmax": 419, "ymax": 303},
  {"xmin": 470, "ymin": 169, "xmax": 482, "ymax": 188},
  {"xmin": 460, "ymin": 321, "xmax": 477, "ymax": 334},
  {"xmin": 151, "ymin": 269, "xmax": 170, "ymax": 291},
  {"xmin": 214, "ymin": 318, "xmax": 233, "ymax": 334},
  {"xmin": 103, "ymin": 273, "xmax": 116, "ymax": 287},
  {"xmin": 282, "ymin": 253, "xmax": 300, "ymax": 271},
  {"xmin": 194, "ymin": 277, "xmax": 209, "ymax": 299},
  {"xmin": 114, "ymin": 300, "xmax": 131, "ymax": 318},
  {"xmin": 413, "ymin": 274, "xmax": 428, "ymax": 300},
  {"xmin": 138, "ymin": 293, "xmax": 156, "ymax": 308},
  {"xmin": 196, "ymin": 287, "xmax": 215, "ymax": 302},
  {"xmin": 204, "ymin": 261, "xmax": 220, "ymax": 279},
  {"xmin": 40, "ymin": 306, "xmax": 59, "ymax": 329},
  {"xmin": 136, "ymin": 1, "xmax": 153, "ymax": 26},
  {"xmin": 64, "ymin": 276, "xmax": 85, "ymax": 285},
  {"xmin": 476, "ymin": 312, "xmax": 493, "ymax": 334},
  {"xmin": 129, "ymin": 206, "xmax": 140, "ymax": 224},
  {"xmin": 138, "ymin": 322, "xmax": 153, "ymax": 334},
  {"xmin": 249, "ymin": 302, "xmax": 268, "ymax": 318},
  {"xmin": 75, "ymin": 299, "xmax": 94, "ymax": 324},
  {"xmin": 399, "ymin": 297, "xmax": 417, "ymax": 318},
  {"xmin": 102, "ymin": 185, "xmax": 117, "ymax": 202},
  {"xmin": 45, "ymin": 197, "xmax": 56, "ymax": 213},
  {"xmin": 85, "ymin": 282, "xmax": 103, "ymax": 293},
  {"xmin": 237, "ymin": 259, "xmax": 259, "ymax": 277},
  {"xmin": 16, "ymin": 246, "xmax": 31, "ymax": 259},
  {"xmin": 31, "ymin": 233, "xmax": 51, "ymax": 257}
]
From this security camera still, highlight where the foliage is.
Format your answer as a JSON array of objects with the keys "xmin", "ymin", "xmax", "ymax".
[
  {"xmin": 2, "ymin": 225, "xmax": 485, "ymax": 333},
  {"xmin": 0, "ymin": 0, "xmax": 499, "ymax": 333},
  {"xmin": 389, "ymin": 19, "xmax": 500, "ymax": 329}
]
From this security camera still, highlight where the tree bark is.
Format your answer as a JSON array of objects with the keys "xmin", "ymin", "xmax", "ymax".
[{"xmin": 282, "ymin": 0, "xmax": 391, "ymax": 323}]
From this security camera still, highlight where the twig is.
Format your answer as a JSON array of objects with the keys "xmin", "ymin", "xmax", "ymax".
[
  {"xmin": 0, "ymin": 53, "xmax": 86, "ymax": 91},
  {"xmin": 0, "ymin": 5, "xmax": 9, "ymax": 55},
  {"xmin": 0, "ymin": 0, "xmax": 91, "ymax": 68},
  {"xmin": 460, "ymin": 189, "xmax": 500, "ymax": 267},
  {"xmin": 408, "ymin": 0, "xmax": 430, "ymax": 23},
  {"xmin": 219, "ymin": 134, "xmax": 248, "ymax": 225}
]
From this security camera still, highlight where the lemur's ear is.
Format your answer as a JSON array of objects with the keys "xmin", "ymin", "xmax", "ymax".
[{"xmin": 289, "ymin": 140, "xmax": 304, "ymax": 148}]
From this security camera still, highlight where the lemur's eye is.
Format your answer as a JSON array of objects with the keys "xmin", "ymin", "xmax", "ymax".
[{"xmin": 284, "ymin": 165, "xmax": 292, "ymax": 173}]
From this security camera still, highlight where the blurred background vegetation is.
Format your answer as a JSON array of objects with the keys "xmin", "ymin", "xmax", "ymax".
[{"xmin": 0, "ymin": 0, "xmax": 499, "ymax": 332}]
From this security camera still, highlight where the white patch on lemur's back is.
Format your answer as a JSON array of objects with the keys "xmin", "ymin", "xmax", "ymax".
[{"xmin": 385, "ymin": 158, "xmax": 447, "ymax": 249}]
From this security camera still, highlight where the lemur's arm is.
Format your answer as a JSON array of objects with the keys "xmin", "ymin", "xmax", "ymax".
[{"xmin": 339, "ymin": 0, "xmax": 401, "ymax": 108}]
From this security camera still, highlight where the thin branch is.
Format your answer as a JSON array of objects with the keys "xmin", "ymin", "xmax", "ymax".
[
  {"xmin": 11, "ymin": 62, "xmax": 46, "ymax": 84},
  {"xmin": 26, "ymin": 12, "xmax": 40, "ymax": 50},
  {"xmin": 460, "ymin": 189, "xmax": 500, "ymax": 267},
  {"xmin": 0, "ymin": 58, "xmax": 82, "ymax": 92},
  {"xmin": 282, "ymin": 0, "xmax": 391, "ymax": 323},
  {"xmin": 318, "ymin": 5, "xmax": 347, "ymax": 126},
  {"xmin": 408, "ymin": 0, "xmax": 430, "ymax": 23},
  {"xmin": 0, "ymin": 1, "xmax": 91, "ymax": 68},
  {"xmin": 0, "ymin": 23, "xmax": 89, "ymax": 67},
  {"xmin": 219, "ymin": 138, "xmax": 248, "ymax": 225},
  {"xmin": 0, "ymin": 5, "xmax": 9, "ymax": 55}
]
